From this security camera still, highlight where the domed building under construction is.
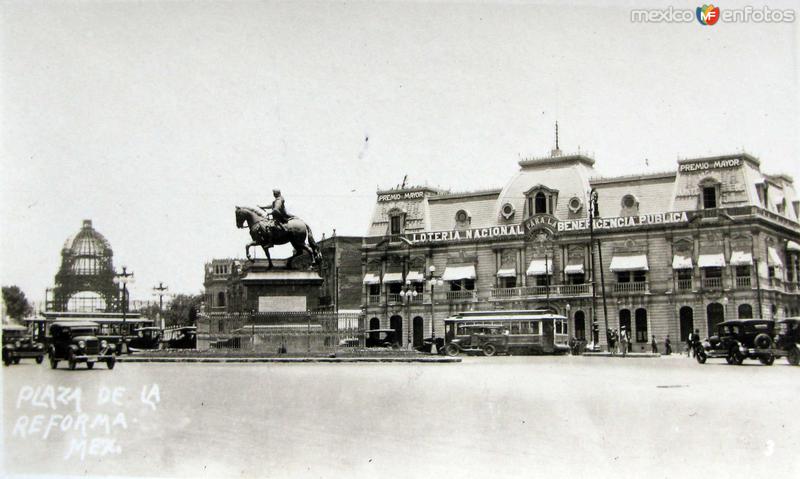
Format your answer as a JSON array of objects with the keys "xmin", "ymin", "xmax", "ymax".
[{"xmin": 50, "ymin": 219, "xmax": 119, "ymax": 313}]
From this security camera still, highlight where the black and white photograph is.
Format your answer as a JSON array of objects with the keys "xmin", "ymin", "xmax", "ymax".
[{"xmin": 2, "ymin": 1, "xmax": 799, "ymax": 477}]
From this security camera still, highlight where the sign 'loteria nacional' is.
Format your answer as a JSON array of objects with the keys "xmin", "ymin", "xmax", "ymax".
[{"xmin": 405, "ymin": 211, "xmax": 691, "ymax": 244}]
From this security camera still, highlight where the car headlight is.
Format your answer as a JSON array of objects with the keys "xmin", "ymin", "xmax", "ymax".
[
  {"xmin": 78, "ymin": 340, "xmax": 86, "ymax": 349},
  {"xmin": 14, "ymin": 341, "xmax": 21, "ymax": 348},
  {"xmin": 100, "ymin": 340, "xmax": 108, "ymax": 348},
  {"xmin": 108, "ymin": 343, "xmax": 116, "ymax": 351},
  {"xmin": 35, "ymin": 343, "xmax": 43, "ymax": 349}
]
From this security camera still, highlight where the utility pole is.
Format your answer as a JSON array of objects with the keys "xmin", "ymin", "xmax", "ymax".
[{"xmin": 153, "ymin": 282, "xmax": 169, "ymax": 329}]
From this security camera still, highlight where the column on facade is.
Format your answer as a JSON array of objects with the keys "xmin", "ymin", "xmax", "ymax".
[{"xmin": 519, "ymin": 247, "xmax": 526, "ymax": 287}]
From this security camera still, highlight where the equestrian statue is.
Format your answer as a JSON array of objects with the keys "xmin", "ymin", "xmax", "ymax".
[{"xmin": 235, "ymin": 189, "xmax": 321, "ymax": 269}]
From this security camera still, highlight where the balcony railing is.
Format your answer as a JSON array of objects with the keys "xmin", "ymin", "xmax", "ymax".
[
  {"xmin": 367, "ymin": 294, "xmax": 381, "ymax": 305},
  {"xmin": 612, "ymin": 281, "xmax": 649, "ymax": 294},
  {"xmin": 490, "ymin": 283, "xmax": 591, "ymax": 299},
  {"xmin": 735, "ymin": 276, "xmax": 751, "ymax": 289},
  {"xmin": 677, "ymin": 279, "xmax": 693, "ymax": 291},
  {"xmin": 786, "ymin": 282, "xmax": 799, "ymax": 293},
  {"xmin": 703, "ymin": 277, "xmax": 723, "ymax": 289},
  {"xmin": 387, "ymin": 293, "xmax": 402, "ymax": 303},
  {"xmin": 446, "ymin": 290, "xmax": 476, "ymax": 301}
]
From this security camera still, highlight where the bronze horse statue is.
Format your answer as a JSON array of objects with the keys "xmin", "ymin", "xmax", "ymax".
[{"xmin": 235, "ymin": 206, "xmax": 321, "ymax": 269}]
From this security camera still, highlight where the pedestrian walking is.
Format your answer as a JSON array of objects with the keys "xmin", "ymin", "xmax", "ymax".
[
  {"xmin": 664, "ymin": 335, "xmax": 672, "ymax": 355},
  {"xmin": 619, "ymin": 326, "xmax": 629, "ymax": 357},
  {"xmin": 651, "ymin": 335, "xmax": 658, "ymax": 354},
  {"xmin": 689, "ymin": 329, "xmax": 700, "ymax": 358}
]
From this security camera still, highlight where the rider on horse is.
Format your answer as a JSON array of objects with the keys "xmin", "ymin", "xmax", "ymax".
[{"xmin": 260, "ymin": 189, "xmax": 293, "ymax": 226}]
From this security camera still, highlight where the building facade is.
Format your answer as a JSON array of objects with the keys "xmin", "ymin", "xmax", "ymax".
[{"xmin": 361, "ymin": 151, "xmax": 800, "ymax": 351}]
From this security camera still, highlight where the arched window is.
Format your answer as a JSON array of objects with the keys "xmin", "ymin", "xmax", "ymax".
[
  {"xmin": 413, "ymin": 316, "xmax": 424, "ymax": 348},
  {"xmin": 389, "ymin": 315, "xmax": 403, "ymax": 347},
  {"xmin": 217, "ymin": 291, "xmax": 226, "ymax": 307},
  {"xmin": 635, "ymin": 308, "xmax": 648, "ymax": 343},
  {"xmin": 738, "ymin": 304, "xmax": 753, "ymax": 319},
  {"xmin": 679, "ymin": 306, "xmax": 694, "ymax": 342},
  {"xmin": 574, "ymin": 310, "xmax": 586, "ymax": 341},
  {"xmin": 535, "ymin": 192, "xmax": 547, "ymax": 214}
]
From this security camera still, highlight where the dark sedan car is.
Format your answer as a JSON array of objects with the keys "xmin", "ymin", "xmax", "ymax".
[
  {"xmin": 3, "ymin": 324, "xmax": 45, "ymax": 366},
  {"xmin": 696, "ymin": 319, "xmax": 785, "ymax": 365},
  {"xmin": 48, "ymin": 321, "xmax": 116, "ymax": 370},
  {"xmin": 776, "ymin": 318, "xmax": 800, "ymax": 365}
]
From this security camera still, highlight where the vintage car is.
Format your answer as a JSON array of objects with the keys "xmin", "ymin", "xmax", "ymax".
[
  {"xmin": 48, "ymin": 321, "xmax": 116, "ymax": 370},
  {"xmin": 128, "ymin": 326, "xmax": 163, "ymax": 352},
  {"xmin": 444, "ymin": 324, "xmax": 510, "ymax": 357},
  {"xmin": 416, "ymin": 336, "xmax": 445, "ymax": 354},
  {"xmin": 164, "ymin": 326, "xmax": 197, "ymax": 349},
  {"xmin": 2, "ymin": 324, "xmax": 45, "ymax": 366},
  {"xmin": 695, "ymin": 319, "xmax": 785, "ymax": 365},
  {"xmin": 776, "ymin": 318, "xmax": 800, "ymax": 365},
  {"xmin": 364, "ymin": 328, "xmax": 399, "ymax": 348}
]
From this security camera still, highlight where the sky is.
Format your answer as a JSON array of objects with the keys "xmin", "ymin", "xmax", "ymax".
[{"xmin": 1, "ymin": 0, "xmax": 799, "ymax": 302}]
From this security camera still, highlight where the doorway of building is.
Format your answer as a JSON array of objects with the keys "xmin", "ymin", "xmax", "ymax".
[
  {"xmin": 389, "ymin": 315, "xmax": 403, "ymax": 348},
  {"xmin": 679, "ymin": 306, "xmax": 693, "ymax": 342},
  {"xmin": 706, "ymin": 302, "xmax": 724, "ymax": 334},
  {"xmin": 413, "ymin": 316, "xmax": 424, "ymax": 348}
]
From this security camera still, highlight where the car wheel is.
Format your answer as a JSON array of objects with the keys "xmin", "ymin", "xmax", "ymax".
[
  {"xmin": 3, "ymin": 356, "xmax": 10, "ymax": 366},
  {"xmin": 50, "ymin": 357, "xmax": 58, "ymax": 369},
  {"xmin": 86, "ymin": 362, "xmax": 95, "ymax": 370},
  {"xmin": 754, "ymin": 333, "xmax": 772, "ymax": 350},
  {"xmin": 13, "ymin": 358, "xmax": 20, "ymax": 365},
  {"xmin": 107, "ymin": 357, "xmax": 116, "ymax": 370},
  {"xmin": 482, "ymin": 343, "xmax": 497, "ymax": 357},
  {"xmin": 758, "ymin": 355, "xmax": 775, "ymax": 366},
  {"xmin": 445, "ymin": 343, "xmax": 460, "ymax": 357},
  {"xmin": 725, "ymin": 354, "xmax": 735, "ymax": 365},
  {"xmin": 787, "ymin": 346, "xmax": 800, "ymax": 366},
  {"xmin": 695, "ymin": 350, "xmax": 707, "ymax": 364},
  {"xmin": 36, "ymin": 355, "xmax": 44, "ymax": 364}
]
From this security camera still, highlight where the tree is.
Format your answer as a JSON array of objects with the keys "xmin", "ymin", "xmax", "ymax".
[
  {"xmin": 2, "ymin": 285, "xmax": 33, "ymax": 321},
  {"xmin": 164, "ymin": 294, "xmax": 203, "ymax": 327}
]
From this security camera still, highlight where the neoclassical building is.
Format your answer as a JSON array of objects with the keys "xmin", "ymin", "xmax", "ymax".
[{"xmin": 361, "ymin": 149, "xmax": 800, "ymax": 351}]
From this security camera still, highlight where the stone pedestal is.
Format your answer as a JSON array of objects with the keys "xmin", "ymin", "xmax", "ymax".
[{"xmin": 239, "ymin": 260, "xmax": 323, "ymax": 313}]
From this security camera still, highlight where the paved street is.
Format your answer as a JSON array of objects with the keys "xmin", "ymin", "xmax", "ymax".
[{"xmin": 3, "ymin": 355, "xmax": 799, "ymax": 478}]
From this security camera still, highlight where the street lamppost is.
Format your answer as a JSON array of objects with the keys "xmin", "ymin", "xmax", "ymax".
[
  {"xmin": 428, "ymin": 266, "xmax": 443, "ymax": 339},
  {"xmin": 152, "ymin": 282, "xmax": 169, "ymax": 330},
  {"xmin": 399, "ymin": 280, "xmax": 418, "ymax": 349},
  {"xmin": 113, "ymin": 266, "xmax": 135, "ymax": 353}
]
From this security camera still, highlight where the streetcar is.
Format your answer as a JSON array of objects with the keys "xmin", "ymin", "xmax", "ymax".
[{"xmin": 443, "ymin": 310, "xmax": 570, "ymax": 356}]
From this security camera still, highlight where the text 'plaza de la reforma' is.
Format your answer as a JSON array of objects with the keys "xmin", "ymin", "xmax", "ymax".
[{"xmin": 205, "ymin": 138, "xmax": 800, "ymax": 352}]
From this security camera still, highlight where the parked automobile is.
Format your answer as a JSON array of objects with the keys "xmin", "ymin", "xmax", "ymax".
[
  {"xmin": 2, "ymin": 324, "xmax": 45, "ymax": 366},
  {"xmin": 416, "ymin": 336, "xmax": 445, "ymax": 354},
  {"xmin": 48, "ymin": 321, "xmax": 116, "ymax": 370},
  {"xmin": 164, "ymin": 326, "xmax": 197, "ymax": 349},
  {"xmin": 444, "ymin": 324, "xmax": 510, "ymax": 357},
  {"xmin": 775, "ymin": 318, "xmax": 800, "ymax": 365},
  {"xmin": 364, "ymin": 329, "xmax": 399, "ymax": 348},
  {"xmin": 128, "ymin": 326, "xmax": 163, "ymax": 352},
  {"xmin": 695, "ymin": 319, "xmax": 785, "ymax": 365}
]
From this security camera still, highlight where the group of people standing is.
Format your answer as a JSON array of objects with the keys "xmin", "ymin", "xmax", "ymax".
[{"xmin": 605, "ymin": 328, "xmax": 674, "ymax": 356}]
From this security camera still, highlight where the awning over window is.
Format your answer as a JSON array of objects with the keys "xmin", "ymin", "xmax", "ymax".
[
  {"xmin": 672, "ymin": 254, "xmax": 693, "ymax": 270},
  {"xmin": 442, "ymin": 265, "xmax": 476, "ymax": 281},
  {"xmin": 526, "ymin": 258, "xmax": 554, "ymax": 276},
  {"xmin": 609, "ymin": 254, "xmax": 649, "ymax": 272},
  {"xmin": 564, "ymin": 262, "xmax": 584, "ymax": 274},
  {"xmin": 405, "ymin": 271, "xmax": 425, "ymax": 282},
  {"xmin": 496, "ymin": 268, "xmax": 516, "ymax": 278},
  {"xmin": 363, "ymin": 273, "xmax": 380, "ymax": 285},
  {"xmin": 698, "ymin": 253, "xmax": 726, "ymax": 268},
  {"xmin": 768, "ymin": 247, "xmax": 783, "ymax": 268},
  {"xmin": 788, "ymin": 240, "xmax": 800, "ymax": 252},
  {"xmin": 382, "ymin": 272, "xmax": 404, "ymax": 284},
  {"xmin": 730, "ymin": 251, "xmax": 753, "ymax": 266}
]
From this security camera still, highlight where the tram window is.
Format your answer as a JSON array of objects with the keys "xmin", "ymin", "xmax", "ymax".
[
  {"xmin": 531, "ymin": 321, "xmax": 540, "ymax": 334},
  {"xmin": 555, "ymin": 322, "xmax": 562, "ymax": 334},
  {"xmin": 563, "ymin": 322, "xmax": 568, "ymax": 335},
  {"xmin": 511, "ymin": 322, "xmax": 521, "ymax": 334},
  {"xmin": 503, "ymin": 321, "xmax": 512, "ymax": 331},
  {"xmin": 520, "ymin": 322, "xmax": 531, "ymax": 334}
]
